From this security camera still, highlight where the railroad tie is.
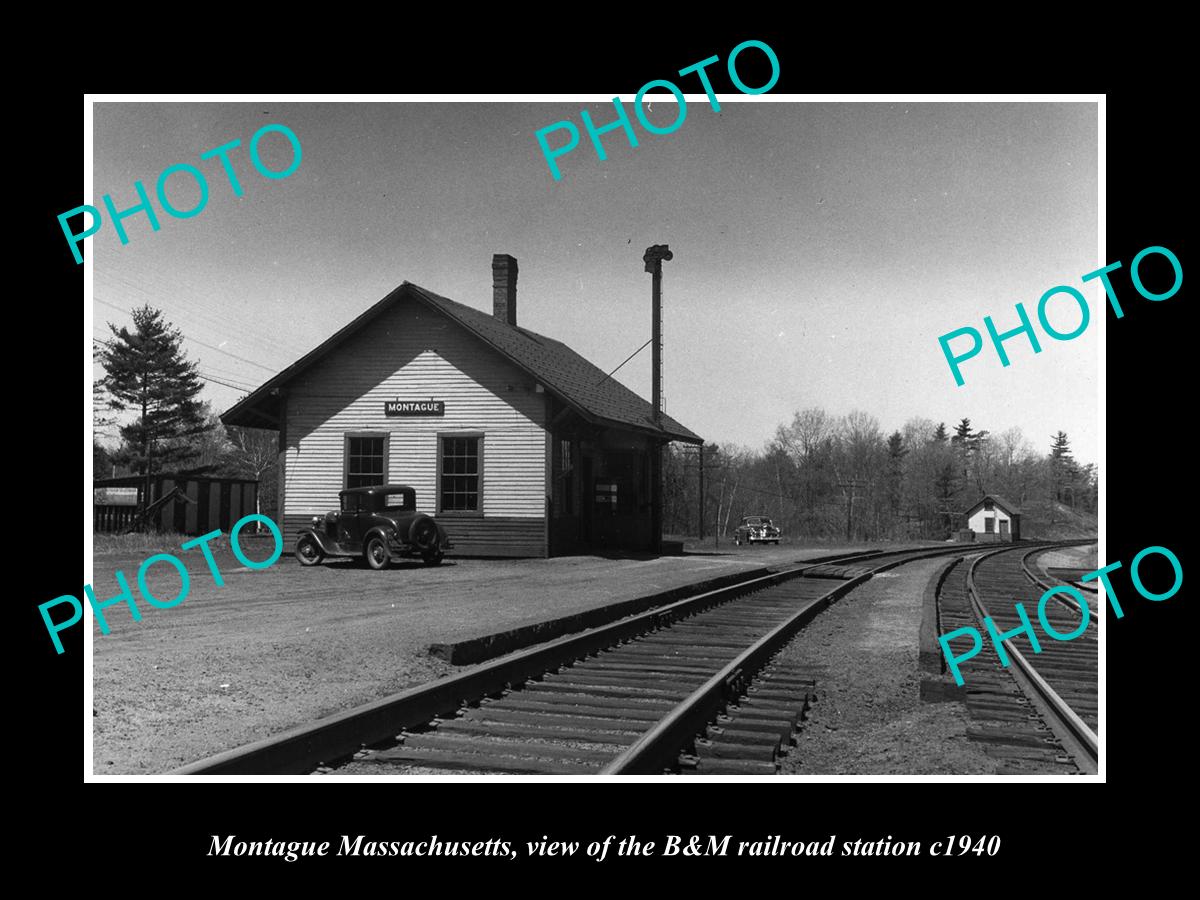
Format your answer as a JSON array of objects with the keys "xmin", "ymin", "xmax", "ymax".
[
  {"xmin": 935, "ymin": 551, "xmax": 1092, "ymax": 776},
  {"xmin": 680, "ymin": 661, "xmax": 822, "ymax": 776}
]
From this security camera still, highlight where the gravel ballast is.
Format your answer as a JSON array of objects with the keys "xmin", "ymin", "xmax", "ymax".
[
  {"xmin": 92, "ymin": 541, "xmax": 917, "ymax": 774},
  {"xmin": 778, "ymin": 557, "xmax": 998, "ymax": 775}
]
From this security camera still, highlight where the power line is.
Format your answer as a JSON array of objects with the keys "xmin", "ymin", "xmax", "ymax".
[
  {"xmin": 177, "ymin": 333, "xmax": 278, "ymax": 374},
  {"xmin": 93, "ymin": 328, "xmax": 257, "ymax": 387},
  {"xmin": 94, "ymin": 297, "xmax": 280, "ymax": 374},
  {"xmin": 197, "ymin": 372, "xmax": 254, "ymax": 392},
  {"xmin": 94, "ymin": 266, "xmax": 312, "ymax": 356},
  {"xmin": 92, "ymin": 269, "xmax": 315, "ymax": 374},
  {"xmin": 91, "ymin": 337, "xmax": 255, "ymax": 391}
]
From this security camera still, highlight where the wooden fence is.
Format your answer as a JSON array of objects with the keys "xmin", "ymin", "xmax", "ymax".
[{"xmin": 93, "ymin": 475, "xmax": 260, "ymax": 536}]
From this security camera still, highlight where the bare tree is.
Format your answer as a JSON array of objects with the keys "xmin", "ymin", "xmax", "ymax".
[{"xmin": 227, "ymin": 426, "xmax": 278, "ymax": 525}]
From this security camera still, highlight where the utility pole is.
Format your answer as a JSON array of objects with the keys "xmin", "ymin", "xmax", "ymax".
[
  {"xmin": 644, "ymin": 244, "xmax": 673, "ymax": 552},
  {"xmin": 697, "ymin": 443, "xmax": 705, "ymax": 540},
  {"xmin": 142, "ymin": 392, "xmax": 153, "ymax": 531},
  {"xmin": 643, "ymin": 244, "xmax": 673, "ymax": 425}
]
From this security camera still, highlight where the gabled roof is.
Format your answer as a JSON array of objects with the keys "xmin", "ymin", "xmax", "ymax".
[
  {"xmin": 966, "ymin": 494, "xmax": 1022, "ymax": 516},
  {"xmin": 221, "ymin": 281, "xmax": 702, "ymax": 444}
]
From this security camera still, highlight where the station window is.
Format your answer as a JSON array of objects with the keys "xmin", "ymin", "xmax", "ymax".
[
  {"xmin": 439, "ymin": 434, "xmax": 483, "ymax": 513},
  {"xmin": 345, "ymin": 434, "xmax": 387, "ymax": 488},
  {"xmin": 985, "ymin": 517, "xmax": 995, "ymax": 533},
  {"xmin": 594, "ymin": 481, "xmax": 619, "ymax": 515}
]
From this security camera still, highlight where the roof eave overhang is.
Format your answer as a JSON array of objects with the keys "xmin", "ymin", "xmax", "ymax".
[
  {"xmin": 221, "ymin": 393, "xmax": 284, "ymax": 428},
  {"xmin": 601, "ymin": 418, "xmax": 704, "ymax": 445}
]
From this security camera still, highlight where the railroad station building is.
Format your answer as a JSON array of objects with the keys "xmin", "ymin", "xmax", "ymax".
[
  {"xmin": 964, "ymin": 494, "xmax": 1022, "ymax": 542},
  {"xmin": 222, "ymin": 255, "xmax": 703, "ymax": 557}
]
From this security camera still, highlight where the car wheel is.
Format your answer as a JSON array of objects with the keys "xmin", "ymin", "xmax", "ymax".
[
  {"xmin": 365, "ymin": 536, "xmax": 391, "ymax": 570},
  {"xmin": 296, "ymin": 536, "xmax": 324, "ymax": 567}
]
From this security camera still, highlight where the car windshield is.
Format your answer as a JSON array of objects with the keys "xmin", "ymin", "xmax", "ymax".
[{"xmin": 744, "ymin": 517, "xmax": 763, "ymax": 525}]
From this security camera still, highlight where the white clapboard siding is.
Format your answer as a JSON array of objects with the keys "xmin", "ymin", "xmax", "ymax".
[{"xmin": 283, "ymin": 296, "xmax": 546, "ymax": 519}]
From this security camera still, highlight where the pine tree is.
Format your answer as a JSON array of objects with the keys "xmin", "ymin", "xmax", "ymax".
[
  {"xmin": 932, "ymin": 422, "xmax": 949, "ymax": 442},
  {"xmin": 951, "ymin": 417, "xmax": 991, "ymax": 493},
  {"xmin": 1050, "ymin": 431, "xmax": 1073, "ymax": 460},
  {"xmin": 92, "ymin": 379, "xmax": 116, "ymax": 432},
  {"xmin": 98, "ymin": 305, "xmax": 207, "ymax": 509},
  {"xmin": 1049, "ymin": 431, "xmax": 1079, "ymax": 506},
  {"xmin": 952, "ymin": 417, "xmax": 974, "ymax": 444}
]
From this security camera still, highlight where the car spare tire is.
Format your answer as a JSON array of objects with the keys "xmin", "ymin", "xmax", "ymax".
[{"xmin": 409, "ymin": 516, "xmax": 440, "ymax": 551}]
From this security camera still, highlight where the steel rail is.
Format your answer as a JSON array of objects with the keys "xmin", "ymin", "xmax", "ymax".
[
  {"xmin": 174, "ymin": 541, "xmax": 1078, "ymax": 776},
  {"xmin": 171, "ymin": 547, "xmax": 905, "ymax": 774},
  {"xmin": 1020, "ymin": 545, "xmax": 1099, "ymax": 623},
  {"xmin": 966, "ymin": 548, "xmax": 1099, "ymax": 774},
  {"xmin": 598, "ymin": 544, "xmax": 1066, "ymax": 774}
]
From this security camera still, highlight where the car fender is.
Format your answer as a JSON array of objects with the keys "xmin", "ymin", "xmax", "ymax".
[
  {"xmin": 362, "ymin": 525, "xmax": 397, "ymax": 553},
  {"xmin": 297, "ymin": 528, "xmax": 338, "ymax": 556}
]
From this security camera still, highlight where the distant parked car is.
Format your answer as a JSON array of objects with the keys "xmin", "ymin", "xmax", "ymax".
[
  {"xmin": 295, "ymin": 484, "xmax": 452, "ymax": 569},
  {"xmin": 733, "ymin": 515, "xmax": 781, "ymax": 546}
]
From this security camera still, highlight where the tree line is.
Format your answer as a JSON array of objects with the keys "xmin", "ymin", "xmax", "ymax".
[
  {"xmin": 94, "ymin": 306, "xmax": 1097, "ymax": 542},
  {"xmin": 664, "ymin": 409, "xmax": 1097, "ymax": 542}
]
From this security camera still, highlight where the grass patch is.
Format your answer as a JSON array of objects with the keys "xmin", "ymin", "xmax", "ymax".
[
  {"xmin": 94, "ymin": 529, "xmax": 279, "ymax": 556},
  {"xmin": 94, "ymin": 532, "xmax": 200, "ymax": 555}
]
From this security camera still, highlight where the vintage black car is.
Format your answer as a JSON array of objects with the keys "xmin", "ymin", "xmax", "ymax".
[
  {"xmin": 733, "ymin": 515, "xmax": 781, "ymax": 546},
  {"xmin": 295, "ymin": 484, "xmax": 452, "ymax": 569}
]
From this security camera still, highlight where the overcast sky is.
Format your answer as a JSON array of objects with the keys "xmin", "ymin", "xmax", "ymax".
[{"xmin": 91, "ymin": 100, "xmax": 1098, "ymax": 464}]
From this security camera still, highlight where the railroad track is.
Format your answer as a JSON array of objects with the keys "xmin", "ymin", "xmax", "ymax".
[
  {"xmin": 938, "ymin": 543, "xmax": 1098, "ymax": 775},
  {"xmin": 1027, "ymin": 546, "xmax": 1100, "ymax": 614},
  {"xmin": 175, "ymin": 543, "xmax": 1066, "ymax": 776}
]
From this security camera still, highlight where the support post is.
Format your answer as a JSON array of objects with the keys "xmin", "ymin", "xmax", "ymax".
[{"xmin": 275, "ymin": 389, "xmax": 288, "ymax": 537}]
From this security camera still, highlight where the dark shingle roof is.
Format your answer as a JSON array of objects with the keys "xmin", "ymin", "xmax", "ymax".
[
  {"xmin": 967, "ymin": 494, "xmax": 1022, "ymax": 516},
  {"xmin": 222, "ymin": 281, "xmax": 702, "ymax": 444}
]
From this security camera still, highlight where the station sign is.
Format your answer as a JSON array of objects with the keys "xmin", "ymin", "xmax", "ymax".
[{"xmin": 384, "ymin": 400, "xmax": 445, "ymax": 417}]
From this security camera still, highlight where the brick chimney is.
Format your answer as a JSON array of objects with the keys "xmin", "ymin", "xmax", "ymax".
[{"xmin": 492, "ymin": 254, "xmax": 518, "ymax": 326}]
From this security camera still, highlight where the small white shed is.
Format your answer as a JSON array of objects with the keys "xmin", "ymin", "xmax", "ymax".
[{"xmin": 965, "ymin": 494, "xmax": 1022, "ymax": 541}]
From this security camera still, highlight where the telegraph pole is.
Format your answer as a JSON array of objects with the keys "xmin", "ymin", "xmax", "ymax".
[
  {"xmin": 644, "ymin": 244, "xmax": 673, "ymax": 552},
  {"xmin": 644, "ymin": 244, "xmax": 673, "ymax": 425}
]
